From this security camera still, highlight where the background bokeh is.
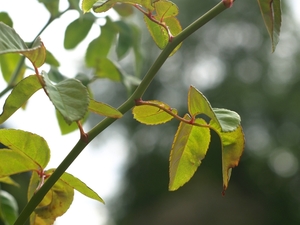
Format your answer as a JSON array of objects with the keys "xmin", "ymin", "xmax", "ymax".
[{"xmin": 1, "ymin": 0, "xmax": 300, "ymax": 225}]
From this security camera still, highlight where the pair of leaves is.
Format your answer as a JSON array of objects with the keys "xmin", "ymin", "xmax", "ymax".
[
  {"xmin": 257, "ymin": 0, "xmax": 281, "ymax": 52},
  {"xmin": 0, "ymin": 129, "xmax": 104, "ymax": 224},
  {"xmin": 132, "ymin": 86, "xmax": 244, "ymax": 193},
  {"xmin": 82, "ymin": 0, "xmax": 182, "ymax": 55}
]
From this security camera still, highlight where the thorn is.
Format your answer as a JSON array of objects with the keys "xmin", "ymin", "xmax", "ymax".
[{"xmin": 222, "ymin": 0, "xmax": 234, "ymax": 8}]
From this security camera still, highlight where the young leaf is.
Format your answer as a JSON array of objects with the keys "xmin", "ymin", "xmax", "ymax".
[
  {"xmin": 92, "ymin": 0, "xmax": 154, "ymax": 13},
  {"xmin": 169, "ymin": 114, "xmax": 210, "ymax": 191},
  {"xmin": 34, "ymin": 178, "xmax": 74, "ymax": 225},
  {"xmin": 0, "ymin": 75, "xmax": 42, "ymax": 124},
  {"xmin": 0, "ymin": 190, "xmax": 18, "ymax": 225},
  {"xmin": 221, "ymin": 125, "xmax": 244, "ymax": 194},
  {"xmin": 43, "ymin": 71, "xmax": 90, "ymax": 125},
  {"xmin": 213, "ymin": 108, "xmax": 241, "ymax": 132},
  {"xmin": 133, "ymin": 100, "xmax": 177, "ymax": 125},
  {"xmin": 47, "ymin": 169, "xmax": 104, "ymax": 203},
  {"xmin": 257, "ymin": 0, "xmax": 281, "ymax": 52},
  {"xmin": 0, "ymin": 53, "xmax": 26, "ymax": 83},
  {"xmin": 89, "ymin": 99, "xmax": 123, "ymax": 118},
  {"xmin": 0, "ymin": 129, "xmax": 51, "ymax": 169},
  {"xmin": 64, "ymin": 13, "xmax": 95, "ymax": 49}
]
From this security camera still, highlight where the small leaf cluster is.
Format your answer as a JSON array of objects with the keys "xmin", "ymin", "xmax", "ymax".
[{"xmin": 133, "ymin": 86, "xmax": 244, "ymax": 193}]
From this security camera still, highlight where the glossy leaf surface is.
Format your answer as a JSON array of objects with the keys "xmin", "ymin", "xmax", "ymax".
[
  {"xmin": 133, "ymin": 100, "xmax": 177, "ymax": 125},
  {"xmin": 89, "ymin": 99, "xmax": 122, "ymax": 118},
  {"xmin": 43, "ymin": 71, "xmax": 90, "ymax": 125},
  {"xmin": 0, "ymin": 75, "xmax": 42, "ymax": 124},
  {"xmin": 169, "ymin": 114, "xmax": 210, "ymax": 191},
  {"xmin": 0, "ymin": 190, "xmax": 18, "ymax": 225},
  {"xmin": 213, "ymin": 108, "xmax": 240, "ymax": 132},
  {"xmin": 257, "ymin": 0, "xmax": 281, "ymax": 52}
]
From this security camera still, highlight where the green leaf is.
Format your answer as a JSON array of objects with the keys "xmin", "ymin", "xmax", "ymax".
[
  {"xmin": 169, "ymin": 114, "xmax": 210, "ymax": 191},
  {"xmin": 0, "ymin": 12, "xmax": 13, "ymax": 27},
  {"xmin": 113, "ymin": 3, "xmax": 134, "ymax": 17},
  {"xmin": 257, "ymin": 0, "xmax": 281, "ymax": 52},
  {"xmin": 115, "ymin": 21, "xmax": 133, "ymax": 59},
  {"xmin": 213, "ymin": 108, "xmax": 241, "ymax": 132},
  {"xmin": 0, "ymin": 177, "xmax": 19, "ymax": 187},
  {"xmin": 188, "ymin": 86, "xmax": 221, "ymax": 129},
  {"xmin": 64, "ymin": 13, "xmax": 95, "ymax": 49},
  {"xmin": 0, "ymin": 190, "xmax": 18, "ymax": 225},
  {"xmin": 144, "ymin": 15, "xmax": 168, "ymax": 49},
  {"xmin": 0, "ymin": 75, "xmax": 42, "ymax": 124},
  {"xmin": 33, "ymin": 177, "xmax": 74, "ymax": 225},
  {"xmin": 0, "ymin": 53, "xmax": 26, "ymax": 83},
  {"xmin": 82, "ymin": 0, "xmax": 98, "ymax": 13},
  {"xmin": 45, "ymin": 50, "xmax": 60, "ymax": 67},
  {"xmin": 133, "ymin": 100, "xmax": 177, "ymax": 125},
  {"xmin": 154, "ymin": 0, "xmax": 179, "ymax": 19},
  {"xmin": 55, "ymin": 109, "xmax": 89, "ymax": 135},
  {"xmin": 38, "ymin": 0, "xmax": 60, "ymax": 17},
  {"xmin": 43, "ymin": 71, "xmax": 90, "ymax": 125},
  {"xmin": 93, "ymin": 0, "xmax": 154, "ymax": 13},
  {"xmin": 0, "ymin": 129, "xmax": 51, "ymax": 169},
  {"xmin": 89, "ymin": 99, "xmax": 122, "ymax": 118},
  {"xmin": 0, "ymin": 23, "xmax": 46, "ymax": 67},
  {"xmin": 85, "ymin": 20, "xmax": 116, "ymax": 66},
  {"xmin": 221, "ymin": 125, "xmax": 244, "ymax": 194},
  {"xmin": 93, "ymin": 58, "xmax": 122, "ymax": 81},
  {"xmin": 48, "ymin": 170, "xmax": 104, "ymax": 203}
]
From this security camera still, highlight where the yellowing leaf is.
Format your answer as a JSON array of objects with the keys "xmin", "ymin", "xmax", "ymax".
[
  {"xmin": 257, "ymin": 0, "xmax": 281, "ymax": 52},
  {"xmin": 0, "ymin": 75, "xmax": 42, "ymax": 124},
  {"xmin": 133, "ymin": 100, "xmax": 177, "ymax": 125},
  {"xmin": 169, "ymin": 114, "xmax": 210, "ymax": 191},
  {"xmin": 89, "ymin": 99, "xmax": 122, "ymax": 118},
  {"xmin": 154, "ymin": 0, "xmax": 178, "ymax": 19},
  {"xmin": 221, "ymin": 125, "xmax": 244, "ymax": 194},
  {"xmin": 33, "ymin": 178, "xmax": 74, "ymax": 225}
]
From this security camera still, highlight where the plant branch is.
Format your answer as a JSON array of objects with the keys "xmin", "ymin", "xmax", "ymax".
[{"xmin": 14, "ymin": 2, "xmax": 229, "ymax": 224}]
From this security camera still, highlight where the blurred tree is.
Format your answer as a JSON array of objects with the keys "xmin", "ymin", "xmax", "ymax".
[{"xmin": 105, "ymin": 1, "xmax": 300, "ymax": 225}]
